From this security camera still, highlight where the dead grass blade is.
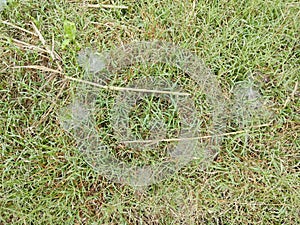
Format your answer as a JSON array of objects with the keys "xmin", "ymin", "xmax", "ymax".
[
  {"xmin": 13, "ymin": 65, "xmax": 63, "ymax": 74},
  {"xmin": 31, "ymin": 21, "xmax": 62, "ymax": 70},
  {"xmin": 1, "ymin": 20, "xmax": 38, "ymax": 37},
  {"xmin": 12, "ymin": 65, "xmax": 190, "ymax": 96},
  {"xmin": 121, "ymin": 123, "xmax": 272, "ymax": 144},
  {"xmin": 84, "ymin": 3, "xmax": 128, "ymax": 9}
]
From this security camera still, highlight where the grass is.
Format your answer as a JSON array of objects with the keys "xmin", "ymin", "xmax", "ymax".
[{"xmin": 0, "ymin": 0, "xmax": 299, "ymax": 224}]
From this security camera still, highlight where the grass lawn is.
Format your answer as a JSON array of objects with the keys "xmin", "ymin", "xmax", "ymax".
[{"xmin": 0, "ymin": 0, "xmax": 299, "ymax": 224}]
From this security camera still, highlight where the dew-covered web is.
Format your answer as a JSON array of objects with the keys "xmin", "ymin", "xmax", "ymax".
[
  {"xmin": 0, "ymin": 0, "xmax": 7, "ymax": 11},
  {"xmin": 60, "ymin": 41, "xmax": 271, "ymax": 188}
]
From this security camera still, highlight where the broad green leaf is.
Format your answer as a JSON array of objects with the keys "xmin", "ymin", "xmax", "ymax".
[{"xmin": 63, "ymin": 20, "xmax": 76, "ymax": 41}]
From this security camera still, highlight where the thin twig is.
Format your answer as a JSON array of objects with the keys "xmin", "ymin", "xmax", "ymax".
[
  {"xmin": 2, "ymin": 21, "xmax": 38, "ymax": 37},
  {"xmin": 31, "ymin": 22, "xmax": 46, "ymax": 45},
  {"xmin": 10, "ymin": 38, "xmax": 49, "ymax": 54},
  {"xmin": 65, "ymin": 76, "xmax": 190, "ymax": 96},
  {"xmin": 84, "ymin": 4, "xmax": 128, "ymax": 9},
  {"xmin": 284, "ymin": 81, "xmax": 298, "ymax": 108},
  {"xmin": 121, "ymin": 123, "xmax": 271, "ymax": 144},
  {"xmin": 31, "ymin": 21, "xmax": 62, "ymax": 71},
  {"xmin": 31, "ymin": 22, "xmax": 53, "ymax": 57},
  {"xmin": 291, "ymin": 81, "xmax": 298, "ymax": 98},
  {"xmin": 12, "ymin": 65, "xmax": 191, "ymax": 96},
  {"xmin": 13, "ymin": 65, "xmax": 63, "ymax": 74}
]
